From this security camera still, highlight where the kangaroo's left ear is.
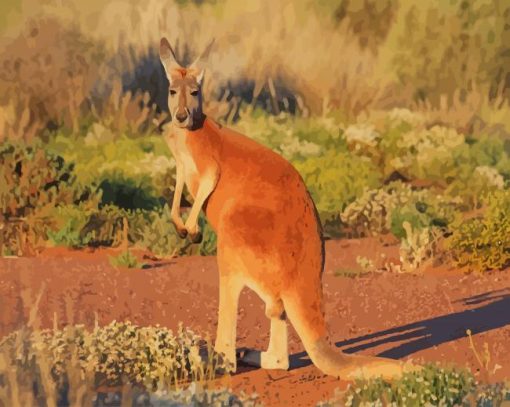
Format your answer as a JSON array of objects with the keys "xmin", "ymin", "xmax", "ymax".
[
  {"xmin": 160, "ymin": 37, "xmax": 182, "ymax": 78},
  {"xmin": 190, "ymin": 39, "xmax": 215, "ymax": 84}
]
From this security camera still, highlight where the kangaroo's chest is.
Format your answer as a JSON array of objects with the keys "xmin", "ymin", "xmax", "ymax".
[{"xmin": 166, "ymin": 130, "xmax": 200, "ymax": 197}]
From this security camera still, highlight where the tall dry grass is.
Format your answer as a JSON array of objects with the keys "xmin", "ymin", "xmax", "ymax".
[{"xmin": 0, "ymin": 0, "xmax": 508, "ymax": 141}]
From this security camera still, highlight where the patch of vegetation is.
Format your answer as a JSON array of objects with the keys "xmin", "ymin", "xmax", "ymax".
[
  {"xmin": 109, "ymin": 250, "xmax": 141, "ymax": 269},
  {"xmin": 0, "ymin": 322, "xmax": 234, "ymax": 406},
  {"xmin": 334, "ymin": 268, "xmax": 370, "ymax": 278},
  {"xmin": 447, "ymin": 190, "xmax": 510, "ymax": 272},
  {"xmin": 319, "ymin": 364, "xmax": 510, "ymax": 407}
]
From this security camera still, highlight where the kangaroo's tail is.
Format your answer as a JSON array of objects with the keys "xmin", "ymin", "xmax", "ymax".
[{"xmin": 282, "ymin": 289, "xmax": 414, "ymax": 380}]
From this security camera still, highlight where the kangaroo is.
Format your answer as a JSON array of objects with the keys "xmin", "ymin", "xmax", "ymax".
[{"xmin": 159, "ymin": 37, "xmax": 415, "ymax": 380}]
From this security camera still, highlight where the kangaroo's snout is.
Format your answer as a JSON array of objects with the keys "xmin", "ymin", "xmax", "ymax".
[{"xmin": 175, "ymin": 111, "xmax": 188, "ymax": 123}]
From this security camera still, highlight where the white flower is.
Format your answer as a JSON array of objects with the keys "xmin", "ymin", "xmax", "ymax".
[
  {"xmin": 344, "ymin": 123, "xmax": 380, "ymax": 147},
  {"xmin": 475, "ymin": 166, "xmax": 505, "ymax": 189}
]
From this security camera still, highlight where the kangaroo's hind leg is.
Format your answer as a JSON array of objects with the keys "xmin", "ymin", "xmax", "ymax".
[
  {"xmin": 241, "ymin": 295, "xmax": 289, "ymax": 370},
  {"xmin": 261, "ymin": 298, "xmax": 289, "ymax": 370},
  {"xmin": 214, "ymin": 251, "xmax": 243, "ymax": 372}
]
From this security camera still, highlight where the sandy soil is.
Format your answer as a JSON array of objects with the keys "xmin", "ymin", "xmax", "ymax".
[{"xmin": 0, "ymin": 238, "xmax": 509, "ymax": 406}]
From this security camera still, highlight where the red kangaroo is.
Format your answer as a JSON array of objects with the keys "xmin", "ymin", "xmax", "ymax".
[{"xmin": 159, "ymin": 37, "xmax": 417, "ymax": 379}]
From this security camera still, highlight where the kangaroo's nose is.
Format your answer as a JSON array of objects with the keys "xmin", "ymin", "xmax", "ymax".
[{"xmin": 175, "ymin": 112, "xmax": 188, "ymax": 123}]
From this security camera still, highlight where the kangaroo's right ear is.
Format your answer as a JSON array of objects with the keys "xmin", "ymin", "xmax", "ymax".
[{"xmin": 159, "ymin": 37, "xmax": 182, "ymax": 78}]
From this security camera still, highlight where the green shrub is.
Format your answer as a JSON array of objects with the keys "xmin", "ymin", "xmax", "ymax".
[
  {"xmin": 379, "ymin": 125, "xmax": 465, "ymax": 183},
  {"xmin": 98, "ymin": 174, "xmax": 164, "ymax": 210},
  {"xmin": 138, "ymin": 206, "xmax": 184, "ymax": 257},
  {"xmin": 47, "ymin": 205, "xmax": 94, "ymax": 248},
  {"xmin": 447, "ymin": 190, "xmax": 510, "ymax": 272},
  {"xmin": 445, "ymin": 136, "xmax": 509, "ymax": 209},
  {"xmin": 196, "ymin": 216, "xmax": 218, "ymax": 256},
  {"xmin": 47, "ymin": 133, "xmax": 175, "ymax": 203},
  {"xmin": 320, "ymin": 364, "xmax": 475, "ymax": 407},
  {"xmin": 233, "ymin": 110, "xmax": 340, "ymax": 160},
  {"xmin": 295, "ymin": 148, "xmax": 381, "ymax": 228},
  {"xmin": 109, "ymin": 250, "xmax": 141, "ymax": 269},
  {"xmin": 0, "ymin": 142, "xmax": 90, "ymax": 254},
  {"xmin": 341, "ymin": 182, "xmax": 456, "ymax": 238}
]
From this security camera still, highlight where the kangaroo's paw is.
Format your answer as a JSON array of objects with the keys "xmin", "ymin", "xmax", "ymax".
[{"xmin": 176, "ymin": 227, "xmax": 188, "ymax": 239}]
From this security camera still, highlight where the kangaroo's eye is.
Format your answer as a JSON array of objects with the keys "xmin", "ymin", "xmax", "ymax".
[
  {"xmin": 169, "ymin": 89, "xmax": 177, "ymax": 96},
  {"xmin": 190, "ymin": 90, "xmax": 199, "ymax": 96}
]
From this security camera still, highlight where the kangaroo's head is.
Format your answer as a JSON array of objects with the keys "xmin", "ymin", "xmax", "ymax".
[{"xmin": 159, "ymin": 38, "xmax": 214, "ymax": 130}]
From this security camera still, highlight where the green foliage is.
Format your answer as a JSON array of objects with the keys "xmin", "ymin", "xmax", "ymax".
[
  {"xmin": 341, "ymin": 182, "xmax": 455, "ymax": 238},
  {"xmin": 47, "ymin": 133, "xmax": 175, "ymax": 205},
  {"xmin": 379, "ymin": 125, "xmax": 466, "ymax": 183},
  {"xmin": 98, "ymin": 175, "xmax": 163, "ymax": 210},
  {"xmin": 447, "ymin": 190, "xmax": 510, "ymax": 272},
  {"xmin": 335, "ymin": 364, "xmax": 475, "ymax": 407},
  {"xmin": 196, "ymin": 215, "xmax": 218, "ymax": 256},
  {"xmin": 138, "ymin": 206, "xmax": 184, "ymax": 257},
  {"xmin": 294, "ymin": 149, "xmax": 381, "ymax": 224},
  {"xmin": 233, "ymin": 111, "xmax": 339, "ymax": 160},
  {"xmin": 320, "ymin": 364, "xmax": 510, "ymax": 406},
  {"xmin": 0, "ymin": 142, "xmax": 90, "ymax": 254},
  {"xmin": 0, "ymin": 142, "xmax": 85, "ymax": 219},
  {"xmin": 47, "ymin": 205, "xmax": 94, "ymax": 248},
  {"xmin": 109, "ymin": 250, "xmax": 141, "ymax": 269}
]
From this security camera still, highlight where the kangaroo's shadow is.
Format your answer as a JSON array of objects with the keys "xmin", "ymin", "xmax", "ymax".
[{"xmin": 289, "ymin": 288, "xmax": 510, "ymax": 370}]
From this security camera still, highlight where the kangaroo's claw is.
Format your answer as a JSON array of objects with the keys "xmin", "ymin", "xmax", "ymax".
[{"xmin": 177, "ymin": 228, "xmax": 188, "ymax": 239}]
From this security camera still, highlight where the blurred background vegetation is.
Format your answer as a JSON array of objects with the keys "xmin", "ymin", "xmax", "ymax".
[{"xmin": 1, "ymin": 0, "xmax": 510, "ymax": 272}]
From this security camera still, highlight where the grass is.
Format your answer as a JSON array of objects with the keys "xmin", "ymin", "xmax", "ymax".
[
  {"xmin": 319, "ymin": 364, "xmax": 510, "ymax": 407},
  {"xmin": 334, "ymin": 268, "xmax": 372, "ymax": 279},
  {"xmin": 0, "ymin": 320, "xmax": 250, "ymax": 406},
  {"xmin": 109, "ymin": 250, "xmax": 142, "ymax": 269}
]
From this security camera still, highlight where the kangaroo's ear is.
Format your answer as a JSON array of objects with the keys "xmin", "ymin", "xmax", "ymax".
[
  {"xmin": 159, "ymin": 37, "xmax": 181, "ymax": 78},
  {"xmin": 190, "ymin": 38, "xmax": 215, "ymax": 84}
]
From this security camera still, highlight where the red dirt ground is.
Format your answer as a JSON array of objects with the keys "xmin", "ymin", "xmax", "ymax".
[{"xmin": 1, "ymin": 238, "xmax": 509, "ymax": 406}]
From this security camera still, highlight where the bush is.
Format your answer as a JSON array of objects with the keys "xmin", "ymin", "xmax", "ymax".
[
  {"xmin": 294, "ymin": 149, "xmax": 381, "ymax": 229},
  {"xmin": 447, "ymin": 190, "xmax": 510, "ymax": 272},
  {"xmin": 47, "ymin": 133, "xmax": 175, "ymax": 208},
  {"xmin": 47, "ymin": 205, "xmax": 95, "ymax": 248},
  {"xmin": 399, "ymin": 222, "xmax": 439, "ymax": 272},
  {"xmin": 109, "ymin": 250, "xmax": 141, "ymax": 269},
  {"xmin": 320, "ymin": 364, "xmax": 510, "ymax": 406},
  {"xmin": 0, "ymin": 322, "xmax": 231, "ymax": 406},
  {"xmin": 341, "ymin": 182, "xmax": 456, "ymax": 238},
  {"xmin": 0, "ymin": 142, "xmax": 90, "ymax": 254},
  {"xmin": 320, "ymin": 364, "xmax": 475, "ymax": 407}
]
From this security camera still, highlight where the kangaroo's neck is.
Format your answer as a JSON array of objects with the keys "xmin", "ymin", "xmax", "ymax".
[{"xmin": 188, "ymin": 112, "xmax": 206, "ymax": 131}]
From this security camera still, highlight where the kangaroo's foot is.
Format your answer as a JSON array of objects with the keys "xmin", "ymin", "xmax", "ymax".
[
  {"xmin": 214, "ymin": 344, "xmax": 237, "ymax": 372},
  {"xmin": 240, "ymin": 350, "xmax": 289, "ymax": 370}
]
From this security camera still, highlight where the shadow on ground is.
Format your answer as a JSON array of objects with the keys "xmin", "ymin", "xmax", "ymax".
[{"xmin": 287, "ymin": 288, "xmax": 510, "ymax": 370}]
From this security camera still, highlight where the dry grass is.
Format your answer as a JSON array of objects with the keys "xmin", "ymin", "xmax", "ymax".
[{"xmin": 1, "ymin": 0, "xmax": 507, "ymax": 140}]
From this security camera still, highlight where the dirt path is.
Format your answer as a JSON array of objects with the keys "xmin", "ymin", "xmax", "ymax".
[{"xmin": 1, "ymin": 238, "xmax": 509, "ymax": 406}]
